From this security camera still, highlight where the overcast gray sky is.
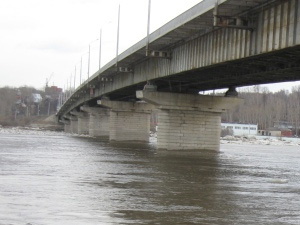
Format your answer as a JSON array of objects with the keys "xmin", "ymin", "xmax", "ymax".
[{"xmin": 1, "ymin": 0, "xmax": 299, "ymax": 92}]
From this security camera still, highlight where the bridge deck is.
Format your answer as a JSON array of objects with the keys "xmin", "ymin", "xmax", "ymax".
[
  {"xmin": 91, "ymin": 0, "xmax": 269, "ymax": 80},
  {"xmin": 58, "ymin": 0, "xmax": 300, "ymax": 118}
]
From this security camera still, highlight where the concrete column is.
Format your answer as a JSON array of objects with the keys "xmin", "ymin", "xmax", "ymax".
[
  {"xmin": 80, "ymin": 106, "xmax": 110, "ymax": 137},
  {"xmin": 71, "ymin": 111, "xmax": 89, "ymax": 135},
  {"xmin": 61, "ymin": 119, "xmax": 71, "ymax": 133},
  {"xmin": 136, "ymin": 91, "xmax": 242, "ymax": 151},
  {"xmin": 97, "ymin": 100, "xmax": 154, "ymax": 142},
  {"xmin": 157, "ymin": 109, "xmax": 221, "ymax": 150},
  {"xmin": 64, "ymin": 123, "xmax": 71, "ymax": 133},
  {"xmin": 109, "ymin": 110, "xmax": 150, "ymax": 141},
  {"xmin": 69, "ymin": 116, "xmax": 78, "ymax": 134}
]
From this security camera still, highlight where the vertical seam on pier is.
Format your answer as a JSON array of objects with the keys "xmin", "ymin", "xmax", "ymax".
[
  {"xmin": 279, "ymin": 2, "xmax": 284, "ymax": 49},
  {"xmin": 272, "ymin": 3, "xmax": 277, "ymax": 51},
  {"xmin": 266, "ymin": 7, "xmax": 271, "ymax": 52},
  {"xmin": 260, "ymin": 8, "xmax": 264, "ymax": 53},
  {"xmin": 286, "ymin": 0, "xmax": 291, "ymax": 47},
  {"xmin": 293, "ymin": 0, "xmax": 299, "ymax": 45}
]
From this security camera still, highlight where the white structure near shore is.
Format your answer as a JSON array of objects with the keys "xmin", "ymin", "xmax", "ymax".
[{"xmin": 221, "ymin": 123, "xmax": 258, "ymax": 136}]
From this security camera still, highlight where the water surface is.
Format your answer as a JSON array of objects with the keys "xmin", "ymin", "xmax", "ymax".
[{"xmin": 0, "ymin": 132, "xmax": 300, "ymax": 224}]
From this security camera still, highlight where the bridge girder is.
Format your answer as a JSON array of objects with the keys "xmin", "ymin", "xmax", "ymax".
[{"xmin": 57, "ymin": 0, "xmax": 300, "ymax": 119}]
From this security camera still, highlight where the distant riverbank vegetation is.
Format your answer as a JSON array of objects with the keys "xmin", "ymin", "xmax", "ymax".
[
  {"xmin": 1, "ymin": 85, "xmax": 300, "ymax": 132},
  {"xmin": 222, "ymin": 85, "xmax": 300, "ymax": 135},
  {"xmin": 0, "ymin": 86, "xmax": 58, "ymax": 127}
]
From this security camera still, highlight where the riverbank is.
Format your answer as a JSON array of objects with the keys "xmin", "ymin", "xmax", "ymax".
[
  {"xmin": 0, "ymin": 126, "xmax": 66, "ymax": 136},
  {"xmin": 1, "ymin": 126, "xmax": 300, "ymax": 146},
  {"xmin": 0, "ymin": 114, "xmax": 63, "ymax": 132},
  {"xmin": 221, "ymin": 135, "xmax": 300, "ymax": 146}
]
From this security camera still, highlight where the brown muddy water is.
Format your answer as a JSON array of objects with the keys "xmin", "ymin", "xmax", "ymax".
[{"xmin": 0, "ymin": 130, "xmax": 300, "ymax": 225}]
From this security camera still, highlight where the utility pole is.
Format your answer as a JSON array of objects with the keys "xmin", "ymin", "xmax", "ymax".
[
  {"xmin": 116, "ymin": 4, "xmax": 120, "ymax": 67},
  {"xmin": 74, "ymin": 66, "xmax": 76, "ymax": 89},
  {"xmin": 70, "ymin": 74, "xmax": 72, "ymax": 95},
  {"xmin": 88, "ymin": 45, "xmax": 91, "ymax": 81},
  {"xmin": 99, "ymin": 28, "xmax": 102, "ymax": 69},
  {"xmin": 146, "ymin": 0, "xmax": 151, "ymax": 56},
  {"xmin": 80, "ymin": 57, "xmax": 82, "ymax": 85}
]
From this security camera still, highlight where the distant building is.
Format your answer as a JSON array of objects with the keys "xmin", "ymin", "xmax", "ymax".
[
  {"xmin": 31, "ymin": 93, "xmax": 42, "ymax": 104},
  {"xmin": 45, "ymin": 86, "xmax": 63, "ymax": 100},
  {"xmin": 258, "ymin": 128, "xmax": 293, "ymax": 137},
  {"xmin": 221, "ymin": 123, "xmax": 258, "ymax": 136},
  {"xmin": 45, "ymin": 86, "xmax": 63, "ymax": 113},
  {"xmin": 258, "ymin": 121, "xmax": 294, "ymax": 137}
]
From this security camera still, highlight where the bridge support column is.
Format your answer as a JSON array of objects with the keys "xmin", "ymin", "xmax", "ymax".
[
  {"xmin": 80, "ymin": 106, "xmax": 110, "ymax": 137},
  {"xmin": 136, "ymin": 91, "xmax": 242, "ymax": 151},
  {"xmin": 71, "ymin": 111, "xmax": 89, "ymax": 135},
  {"xmin": 97, "ymin": 100, "xmax": 154, "ymax": 142},
  {"xmin": 69, "ymin": 116, "xmax": 78, "ymax": 134},
  {"xmin": 64, "ymin": 123, "xmax": 71, "ymax": 133},
  {"xmin": 61, "ymin": 119, "xmax": 71, "ymax": 133}
]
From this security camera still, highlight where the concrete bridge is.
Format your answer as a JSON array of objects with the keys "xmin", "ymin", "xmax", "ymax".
[{"xmin": 57, "ymin": 0, "xmax": 300, "ymax": 151}]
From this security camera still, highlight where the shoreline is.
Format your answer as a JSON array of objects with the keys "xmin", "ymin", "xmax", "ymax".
[
  {"xmin": 1, "ymin": 126, "xmax": 300, "ymax": 146},
  {"xmin": 221, "ymin": 135, "xmax": 300, "ymax": 146}
]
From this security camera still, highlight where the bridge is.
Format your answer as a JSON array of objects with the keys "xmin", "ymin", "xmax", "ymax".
[{"xmin": 57, "ymin": 0, "xmax": 300, "ymax": 151}]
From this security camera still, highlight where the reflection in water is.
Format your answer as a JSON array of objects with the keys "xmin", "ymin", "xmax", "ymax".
[
  {"xmin": 0, "ymin": 133, "xmax": 300, "ymax": 225},
  {"xmin": 114, "ymin": 152, "xmax": 222, "ymax": 225}
]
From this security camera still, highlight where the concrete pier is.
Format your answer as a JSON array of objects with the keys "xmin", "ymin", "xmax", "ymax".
[
  {"xmin": 98, "ymin": 100, "xmax": 154, "ymax": 142},
  {"xmin": 70, "ymin": 111, "xmax": 89, "ymax": 135},
  {"xmin": 157, "ymin": 109, "xmax": 221, "ymax": 150},
  {"xmin": 69, "ymin": 116, "xmax": 78, "ymax": 134},
  {"xmin": 80, "ymin": 106, "xmax": 110, "ymax": 137},
  {"xmin": 62, "ymin": 119, "xmax": 71, "ymax": 133},
  {"xmin": 59, "ymin": 117, "xmax": 71, "ymax": 133},
  {"xmin": 136, "ymin": 91, "xmax": 242, "ymax": 151}
]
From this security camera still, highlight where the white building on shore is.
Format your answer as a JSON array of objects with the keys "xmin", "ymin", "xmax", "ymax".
[{"xmin": 221, "ymin": 123, "xmax": 258, "ymax": 136}]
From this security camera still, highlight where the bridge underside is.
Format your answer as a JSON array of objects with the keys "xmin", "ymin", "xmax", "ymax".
[{"xmin": 108, "ymin": 45, "xmax": 300, "ymax": 101}]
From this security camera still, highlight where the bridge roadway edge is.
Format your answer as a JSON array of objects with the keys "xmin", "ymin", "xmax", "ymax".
[{"xmin": 58, "ymin": 44, "xmax": 300, "ymax": 120}]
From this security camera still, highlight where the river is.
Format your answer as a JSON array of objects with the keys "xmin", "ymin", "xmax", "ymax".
[{"xmin": 0, "ymin": 130, "xmax": 300, "ymax": 225}]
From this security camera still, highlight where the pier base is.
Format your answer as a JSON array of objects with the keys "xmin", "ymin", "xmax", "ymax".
[
  {"xmin": 81, "ymin": 106, "xmax": 110, "ymax": 137},
  {"xmin": 136, "ymin": 91, "xmax": 242, "ymax": 151},
  {"xmin": 98, "ymin": 100, "xmax": 153, "ymax": 142}
]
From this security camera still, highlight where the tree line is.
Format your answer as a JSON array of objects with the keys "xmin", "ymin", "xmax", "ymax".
[
  {"xmin": 0, "ymin": 86, "xmax": 59, "ymax": 126},
  {"xmin": 1, "ymin": 84, "xmax": 300, "ymax": 130},
  {"xmin": 222, "ymin": 85, "xmax": 300, "ymax": 133}
]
